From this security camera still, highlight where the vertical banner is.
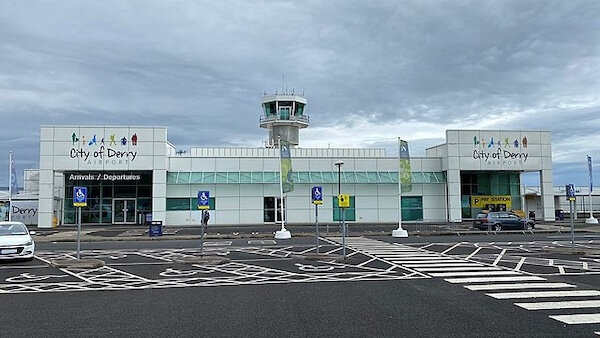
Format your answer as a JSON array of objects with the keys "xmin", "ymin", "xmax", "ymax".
[
  {"xmin": 588, "ymin": 155, "xmax": 593, "ymax": 192},
  {"xmin": 280, "ymin": 140, "xmax": 294, "ymax": 193},
  {"xmin": 9, "ymin": 151, "xmax": 19, "ymax": 196},
  {"xmin": 399, "ymin": 139, "xmax": 412, "ymax": 193}
]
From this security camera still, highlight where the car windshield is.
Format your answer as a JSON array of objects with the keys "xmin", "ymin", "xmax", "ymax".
[{"xmin": 0, "ymin": 223, "xmax": 28, "ymax": 236}]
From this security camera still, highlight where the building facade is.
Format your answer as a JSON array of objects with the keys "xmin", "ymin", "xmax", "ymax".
[
  {"xmin": 33, "ymin": 94, "xmax": 555, "ymax": 228},
  {"xmin": 36, "ymin": 126, "xmax": 555, "ymax": 228}
]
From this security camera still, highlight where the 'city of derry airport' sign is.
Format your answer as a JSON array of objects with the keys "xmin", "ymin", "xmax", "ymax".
[
  {"xmin": 472, "ymin": 135, "xmax": 529, "ymax": 166},
  {"xmin": 68, "ymin": 132, "xmax": 139, "ymax": 165}
]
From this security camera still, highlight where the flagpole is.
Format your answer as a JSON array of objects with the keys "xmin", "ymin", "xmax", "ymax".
[
  {"xmin": 8, "ymin": 151, "xmax": 12, "ymax": 221},
  {"xmin": 586, "ymin": 155, "xmax": 598, "ymax": 224},
  {"xmin": 392, "ymin": 138, "xmax": 408, "ymax": 237},
  {"xmin": 275, "ymin": 137, "xmax": 291, "ymax": 239}
]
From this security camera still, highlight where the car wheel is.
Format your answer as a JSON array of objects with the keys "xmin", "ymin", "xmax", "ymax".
[{"xmin": 493, "ymin": 224, "xmax": 502, "ymax": 231}]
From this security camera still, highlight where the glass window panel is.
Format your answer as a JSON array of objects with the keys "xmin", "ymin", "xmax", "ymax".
[
  {"xmin": 343, "ymin": 172, "xmax": 356, "ymax": 183},
  {"xmin": 355, "ymin": 172, "xmax": 368, "ymax": 183},
  {"xmin": 433, "ymin": 172, "xmax": 446, "ymax": 182},
  {"xmin": 227, "ymin": 172, "xmax": 240, "ymax": 183},
  {"xmin": 215, "ymin": 172, "xmax": 228, "ymax": 183},
  {"xmin": 310, "ymin": 172, "xmax": 322, "ymax": 183},
  {"xmin": 264, "ymin": 172, "xmax": 278, "ymax": 183},
  {"xmin": 251, "ymin": 172, "xmax": 263, "ymax": 183},
  {"xmin": 379, "ymin": 172, "xmax": 393, "ymax": 183},
  {"xmin": 177, "ymin": 172, "xmax": 190, "ymax": 184},
  {"xmin": 166, "ymin": 198, "xmax": 191, "ymax": 211},
  {"xmin": 202, "ymin": 172, "xmax": 215, "ymax": 184},
  {"xmin": 321, "ymin": 172, "xmax": 335, "ymax": 183},
  {"xmin": 412, "ymin": 172, "xmax": 425, "ymax": 183},
  {"xmin": 297, "ymin": 172, "xmax": 310, "ymax": 183},
  {"xmin": 239, "ymin": 172, "xmax": 252, "ymax": 183},
  {"xmin": 366, "ymin": 172, "xmax": 379, "ymax": 183},
  {"xmin": 166, "ymin": 172, "xmax": 177, "ymax": 184},
  {"xmin": 190, "ymin": 173, "xmax": 203, "ymax": 184}
]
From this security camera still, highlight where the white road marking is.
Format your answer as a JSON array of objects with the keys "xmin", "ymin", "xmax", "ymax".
[
  {"xmin": 414, "ymin": 266, "xmax": 502, "ymax": 272},
  {"xmin": 429, "ymin": 271, "xmax": 521, "ymax": 277},
  {"xmin": 549, "ymin": 313, "xmax": 600, "ymax": 325},
  {"xmin": 445, "ymin": 276, "xmax": 547, "ymax": 284},
  {"xmin": 465, "ymin": 283, "xmax": 576, "ymax": 291},
  {"xmin": 487, "ymin": 290, "xmax": 600, "ymax": 299},
  {"xmin": 403, "ymin": 263, "xmax": 484, "ymax": 268},
  {"xmin": 515, "ymin": 300, "xmax": 600, "ymax": 310}
]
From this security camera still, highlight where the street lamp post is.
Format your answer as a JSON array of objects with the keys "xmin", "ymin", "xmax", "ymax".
[
  {"xmin": 335, "ymin": 160, "xmax": 344, "ymax": 196},
  {"xmin": 334, "ymin": 160, "xmax": 345, "ymax": 251}
]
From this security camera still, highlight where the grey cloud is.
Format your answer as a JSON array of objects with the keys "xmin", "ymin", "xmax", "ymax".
[{"xmin": 1, "ymin": 1, "xmax": 600, "ymax": 186}]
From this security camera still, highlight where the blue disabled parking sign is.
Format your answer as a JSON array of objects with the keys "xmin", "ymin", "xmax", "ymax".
[
  {"xmin": 198, "ymin": 190, "xmax": 210, "ymax": 210},
  {"xmin": 312, "ymin": 186, "xmax": 323, "ymax": 205},
  {"xmin": 73, "ymin": 187, "xmax": 87, "ymax": 207}
]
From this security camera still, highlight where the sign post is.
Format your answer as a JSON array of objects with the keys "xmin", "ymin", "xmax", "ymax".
[
  {"xmin": 197, "ymin": 191, "xmax": 210, "ymax": 255},
  {"xmin": 338, "ymin": 194, "xmax": 350, "ymax": 259},
  {"xmin": 566, "ymin": 184, "xmax": 576, "ymax": 249},
  {"xmin": 312, "ymin": 186, "xmax": 323, "ymax": 254},
  {"xmin": 73, "ymin": 187, "xmax": 88, "ymax": 260}
]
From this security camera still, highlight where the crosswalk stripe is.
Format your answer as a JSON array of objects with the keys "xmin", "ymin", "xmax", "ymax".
[
  {"xmin": 446, "ymin": 276, "xmax": 547, "ymax": 283},
  {"xmin": 465, "ymin": 283, "xmax": 576, "ymax": 291},
  {"xmin": 403, "ymin": 263, "xmax": 485, "ymax": 268},
  {"xmin": 389, "ymin": 256, "xmax": 462, "ymax": 261},
  {"xmin": 549, "ymin": 313, "xmax": 600, "ymax": 325},
  {"xmin": 429, "ymin": 271, "xmax": 521, "ymax": 277},
  {"xmin": 487, "ymin": 290, "xmax": 600, "ymax": 299},
  {"xmin": 392, "ymin": 260, "xmax": 465, "ymax": 264},
  {"xmin": 414, "ymin": 266, "xmax": 502, "ymax": 272},
  {"xmin": 515, "ymin": 300, "xmax": 600, "ymax": 310}
]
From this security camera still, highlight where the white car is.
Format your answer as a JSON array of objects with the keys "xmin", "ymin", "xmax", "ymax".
[{"xmin": 0, "ymin": 221, "xmax": 35, "ymax": 261}]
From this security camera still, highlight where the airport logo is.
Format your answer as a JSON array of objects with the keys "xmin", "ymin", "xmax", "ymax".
[
  {"xmin": 69, "ymin": 132, "xmax": 138, "ymax": 165},
  {"xmin": 472, "ymin": 135, "xmax": 529, "ymax": 165}
]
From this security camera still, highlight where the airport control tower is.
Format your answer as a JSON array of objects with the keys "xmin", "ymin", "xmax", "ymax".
[{"xmin": 259, "ymin": 93, "xmax": 309, "ymax": 147}]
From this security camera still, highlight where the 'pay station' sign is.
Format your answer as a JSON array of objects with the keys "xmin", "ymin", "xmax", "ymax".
[{"xmin": 470, "ymin": 195, "xmax": 512, "ymax": 208}]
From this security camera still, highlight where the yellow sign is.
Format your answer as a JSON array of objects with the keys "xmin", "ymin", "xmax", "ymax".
[
  {"xmin": 338, "ymin": 194, "xmax": 350, "ymax": 208},
  {"xmin": 470, "ymin": 195, "xmax": 512, "ymax": 208}
]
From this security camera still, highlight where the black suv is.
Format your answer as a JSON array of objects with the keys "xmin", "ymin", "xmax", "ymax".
[{"xmin": 473, "ymin": 211, "xmax": 535, "ymax": 231}]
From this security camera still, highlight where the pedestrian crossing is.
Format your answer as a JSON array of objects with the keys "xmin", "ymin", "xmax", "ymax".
[{"xmin": 333, "ymin": 236, "xmax": 600, "ymax": 331}]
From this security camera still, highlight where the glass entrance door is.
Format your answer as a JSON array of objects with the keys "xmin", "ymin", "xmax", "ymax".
[
  {"xmin": 113, "ymin": 198, "xmax": 137, "ymax": 224},
  {"xmin": 264, "ymin": 197, "xmax": 285, "ymax": 223}
]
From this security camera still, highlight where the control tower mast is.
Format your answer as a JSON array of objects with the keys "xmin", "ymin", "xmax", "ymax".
[{"xmin": 259, "ymin": 93, "xmax": 309, "ymax": 148}]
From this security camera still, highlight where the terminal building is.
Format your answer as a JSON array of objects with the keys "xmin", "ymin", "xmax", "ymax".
[{"xmin": 33, "ymin": 94, "xmax": 557, "ymax": 228}]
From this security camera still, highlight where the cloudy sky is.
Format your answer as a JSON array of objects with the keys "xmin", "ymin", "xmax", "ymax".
[{"xmin": 1, "ymin": 0, "xmax": 600, "ymax": 189}]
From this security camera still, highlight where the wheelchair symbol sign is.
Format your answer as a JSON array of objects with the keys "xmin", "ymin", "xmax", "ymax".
[
  {"xmin": 73, "ymin": 187, "xmax": 87, "ymax": 207},
  {"xmin": 198, "ymin": 191, "xmax": 210, "ymax": 210},
  {"xmin": 566, "ymin": 184, "xmax": 575, "ymax": 201},
  {"xmin": 312, "ymin": 186, "xmax": 323, "ymax": 205}
]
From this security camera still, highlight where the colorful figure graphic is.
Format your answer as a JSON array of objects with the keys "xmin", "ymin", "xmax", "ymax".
[
  {"xmin": 131, "ymin": 133, "xmax": 138, "ymax": 145},
  {"xmin": 522, "ymin": 137, "xmax": 528, "ymax": 148},
  {"xmin": 88, "ymin": 134, "xmax": 97, "ymax": 146},
  {"xmin": 487, "ymin": 137, "xmax": 494, "ymax": 148},
  {"xmin": 513, "ymin": 139, "xmax": 519, "ymax": 148},
  {"xmin": 504, "ymin": 138, "xmax": 510, "ymax": 147},
  {"xmin": 473, "ymin": 136, "xmax": 479, "ymax": 146},
  {"xmin": 109, "ymin": 134, "xmax": 117, "ymax": 145},
  {"xmin": 121, "ymin": 137, "xmax": 127, "ymax": 145},
  {"xmin": 100, "ymin": 137, "xmax": 105, "ymax": 145},
  {"xmin": 81, "ymin": 136, "xmax": 86, "ymax": 145},
  {"xmin": 71, "ymin": 132, "xmax": 79, "ymax": 145}
]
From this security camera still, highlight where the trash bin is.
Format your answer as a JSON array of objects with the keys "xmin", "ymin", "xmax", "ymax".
[
  {"xmin": 555, "ymin": 209, "xmax": 565, "ymax": 221},
  {"xmin": 149, "ymin": 220, "xmax": 163, "ymax": 237}
]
